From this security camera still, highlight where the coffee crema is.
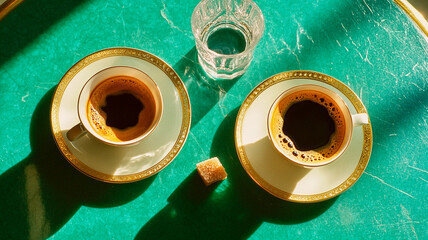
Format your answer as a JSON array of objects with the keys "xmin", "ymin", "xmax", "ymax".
[
  {"xmin": 270, "ymin": 90, "xmax": 347, "ymax": 163},
  {"xmin": 87, "ymin": 76, "xmax": 157, "ymax": 142}
]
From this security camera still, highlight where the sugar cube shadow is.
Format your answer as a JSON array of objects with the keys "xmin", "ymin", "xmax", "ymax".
[{"xmin": 135, "ymin": 108, "xmax": 336, "ymax": 239}]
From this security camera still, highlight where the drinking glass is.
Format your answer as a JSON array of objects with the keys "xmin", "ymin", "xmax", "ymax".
[{"xmin": 191, "ymin": 0, "xmax": 265, "ymax": 79}]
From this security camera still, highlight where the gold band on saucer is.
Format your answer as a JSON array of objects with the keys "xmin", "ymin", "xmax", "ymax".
[
  {"xmin": 235, "ymin": 70, "xmax": 373, "ymax": 202},
  {"xmin": 50, "ymin": 47, "xmax": 191, "ymax": 183}
]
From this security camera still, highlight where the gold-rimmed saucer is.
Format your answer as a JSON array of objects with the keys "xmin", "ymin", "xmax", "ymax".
[
  {"xmin": 235, "ymin": 71, "xmax": 373, "ymax": 202},
  {"xmin": 50, "ymin": 47, "xmax": 191, "ymax": 183}
]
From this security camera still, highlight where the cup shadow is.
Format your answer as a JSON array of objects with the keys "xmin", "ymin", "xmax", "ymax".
[
  {"xmin": 242, "ymin": 135, "xmax": 312, "ymax": 200},
  {"xmin": 0, "ymin": 87, "xmax": 155, "ymax": 239},
  {"xmin": 174, "ymin": 47, "xmax": 240, "ymax": 128},
  {"xmin": 135, "ymin": 107, "xmax": 336, "ymax": 240}
]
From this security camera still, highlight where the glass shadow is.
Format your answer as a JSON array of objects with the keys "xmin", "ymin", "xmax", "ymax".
[{"xmin": 173, "ymin": 47, "xmax": 240, "ymax": 128}]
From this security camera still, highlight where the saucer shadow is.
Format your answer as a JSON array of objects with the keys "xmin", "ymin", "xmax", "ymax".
[
  {"xmin": 0, "ymin": 87, "xmax": 155, "ymax": 239},
  {"xmin": 210, "ymin": 107, "xmax": 337, "ymax": 223},
  {"xmin": 173, "ymin": 47, "xmax": 240, "ymax": 128},
  {"xmin": 135, "ymin": 108, "xmax": 336, "ymax": 239},
  {"xmin": 240, "ymin": 135, "xmax": 312, "ymax": 201}
]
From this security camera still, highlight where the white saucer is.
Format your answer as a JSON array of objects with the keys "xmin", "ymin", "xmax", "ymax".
[
  {"xmin": 50, "ymin": 47, "xmax": 191, "ymax": 183},
  {"xmin": 235, "ymin": 71, "xmax": 373, "ymax": 202}
]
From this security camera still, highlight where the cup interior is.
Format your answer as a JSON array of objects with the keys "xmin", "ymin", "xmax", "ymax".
[
  {"xmin": 267, "ymin": 85, "xmax": 353, "ymax": 167},
  {"xmin": 77, "ymin": 66, "xmax": 163, "ymax": 146}
]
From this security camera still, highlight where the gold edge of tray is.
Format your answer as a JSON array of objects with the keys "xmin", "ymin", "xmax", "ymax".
[
  {"xmin": 395, "ymin": 0, "xmax": 428, "ymax": 37},
  {"xmin": 0, "ymin": 0, "xmax": 24, "ymax": 21},
  {"xmin": 1, "ymin": 0, "xmax": 426, "ymax": 38}
]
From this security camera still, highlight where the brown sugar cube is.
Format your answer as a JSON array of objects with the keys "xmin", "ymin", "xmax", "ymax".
[{"xmin": 196, "ymin": 157, "xmax": 227, "ymax": 186}]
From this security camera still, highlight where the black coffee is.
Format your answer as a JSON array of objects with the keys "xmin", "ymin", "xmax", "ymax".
[
  {"xmin": 101, "ymin": 92, "xmax": 144, "ymax": 130},
  {"xmin": 88, "ymin": 76, "xmax": 157, "ymax": 142},
  {"xmin": 270, "ymin": 89, "xmax": 346, "ymax": 163},
  {"xmin": 282, "ymin": 100, "xmax": 335, "ymax": 151}
]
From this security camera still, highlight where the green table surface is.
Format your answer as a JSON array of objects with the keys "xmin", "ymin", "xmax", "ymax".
[{"xmin": 1, "ymin": 0, "xmax": 427, "ymax": 239}]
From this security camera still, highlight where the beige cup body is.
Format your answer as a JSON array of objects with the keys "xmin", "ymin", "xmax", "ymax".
[{"xmin": 67, "ymin": 66, "xmax": 163, "ymax": 146}]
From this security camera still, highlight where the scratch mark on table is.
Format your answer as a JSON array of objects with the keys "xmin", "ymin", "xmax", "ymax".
[
  {"xmin": 401, "ymin": 204, "xmax": 419, "ymax": 240},
  {"xmin": 296, "ymin": 28, "xmax": 302, "ymax": 51},
  {"xmin": 268, "ymin": 33, "xmax": 285, "ymax": 54},
  {"xmin": 294, "ymin": 19, "xmax": 314, "ymax": 48},
  {"xmin": 21, "ymin": 92, "xmax": 30, "ymax": 102},
  {"xmin": 217, "ymin": 86, "xmax": 228, "ymax": 117},
  {"xmin": 407, "ymin": 165, "xmax": 428, "ymax": 174},
  {"xmin": 356, "ymin": 50, "xmax": 364, "ymax": 61},
  {"xmin": 341, "ymin": 23, "xmax": 348, "ymax": 33},
  {"xmin": 34, "ymin": 85, "xmax": 50, "ymax": 90},
  {"xmin": 183, "ymin": 54, "xmax": 197, "ymax": 64},
  {"xmin": 372, "ymin": 19, "xmax": 394, "ymax": 42},
  {"xmin": 115, "ymin": 10, "xmax": 126, "ymax": 35},
  {"xmin": 410, "ymin": 82, "xmax": 425, "ymax": 92},
  {"xmin": 183, "ymin": 66, "xmax": 191, "ymax": 78},
  {"xmin": 199, "ymin": 72, "xmax": 213, "ymax": 87},
  {"xmin": 362, "ymin": 0, "xmax": 374, "ymax": 14},
  {"xmin": 412, "ymin": 63, "xmax": 420, "ymax": 71},
  {"xmin": 312, "ymin": 0, "xmax": 319, "ymax": 7},
  {"xmin": 346, "ymin": 74, "xmax": 351, "ymax": 86},
  {"xmin": 364, "ymin": 172, "xmax": 415, "ymax": 199},
  {"xmin": 372, "ymin": 116, "xmax": 395, "ymax": 125},
  {"xmin": 373, "ymin": 216, "xmax": 388, "ymax": 233},
  {"xmin": 417, "ymin": 37, "xmax": 428, "ymax": 55},
  {"xmin": 189, "ymin": 132, "xmax": 207, "ymax": 156},
  {"xmin": 160, "ymin": 0, "xmax": 189, "ymax": 36},
  {"xmin": 348, "ymin": 36, "xmax": 360, "ymax": 48},
  {"xmin": 279, "ymin": 38, "xmax": 301, "ymax": 68},
  {"xmin": 364, "ymin": 37, "xmax": 373, "ymax": 65},
  {"xmin": 376, "ymin": 221, "xmax": 421, "ymax": 228},
  {"xmin": 419, "ymin": 177, "xmax": 428, "ymax": 183},
  {"xmin": 385, "ymin": 70, "xmax": 399, "ymax": 84}
]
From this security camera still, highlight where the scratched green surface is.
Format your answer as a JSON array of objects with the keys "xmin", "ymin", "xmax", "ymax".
[{"xmin": 0, "ymin": 0, "xmax": 427, "ymax": 239}]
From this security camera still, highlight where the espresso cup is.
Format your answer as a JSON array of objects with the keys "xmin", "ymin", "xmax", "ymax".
[
  {"xmin": 267, "ymin": 84, "xmax": 368, "ymax": 167},
  {"xmin": 66, "ymin": 66, "xmax": 163, "ymax": 146}
]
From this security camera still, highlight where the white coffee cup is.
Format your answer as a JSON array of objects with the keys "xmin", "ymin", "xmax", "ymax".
[
  {"xmin": 267, "ymin": 84, "xmax": 368, "ymax": 167},
  {"xmin": 66, "ymin": 66, "xmax": 163, "ymax": 146}
]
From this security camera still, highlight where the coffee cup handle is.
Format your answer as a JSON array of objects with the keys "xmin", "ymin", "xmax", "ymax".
[
  {"xmin": 352, "ymin": 113, "xmax": 369, "ymax": 127},
  {"xmin": 66, "ymin": 124, "xmax": 86, "ymax": 141}
]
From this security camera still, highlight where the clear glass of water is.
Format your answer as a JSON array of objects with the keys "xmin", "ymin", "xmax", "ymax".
[{"xmin": 191, "ymin": 0, "xmax": 265, "ymax": 79}]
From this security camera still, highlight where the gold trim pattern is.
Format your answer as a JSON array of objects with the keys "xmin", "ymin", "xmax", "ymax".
[
  {"xmin": 235, "ymin": 71, "xmax": 373, "ymax": 203},
  {"xmin": 50, "ymin": 47, "xmax": 191, "ymax": 183}
]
